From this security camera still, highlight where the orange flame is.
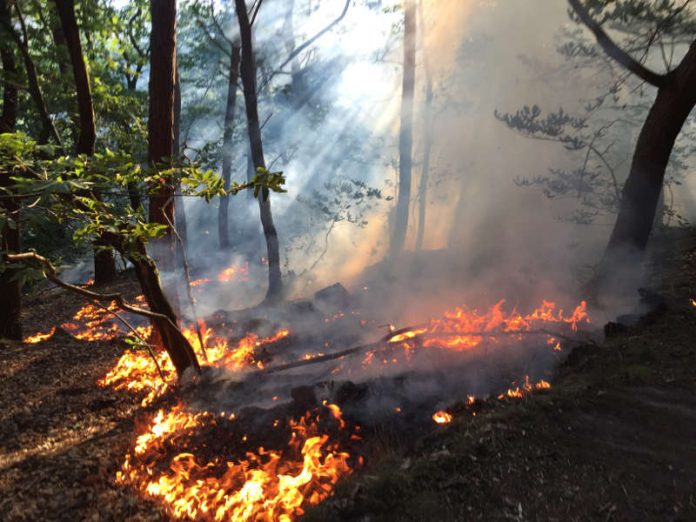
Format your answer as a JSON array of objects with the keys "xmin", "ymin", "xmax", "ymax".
[
  {"xmin": 117, "ymin": 405, "xmax": 352, "ymax": 521},
  {"xmin": 23, "ymin": 327, "xmax": 56, "ymax": 343},
  {"xmin": 432, "ymin": 411, "xmax": 453, "ymax": 424},
  {"xmin": 217, "ymin": 263, "xmax": 250, "ymax": 283}
]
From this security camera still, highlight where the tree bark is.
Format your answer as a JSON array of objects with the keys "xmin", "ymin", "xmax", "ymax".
[
  {"xmin": 235, "ymin": 0, "xmax": 283, "ymax": 302},
  {"xmin": 599, "ymin": 42, "xmax": 696, "ymax": 274},
  {"xmin": 218, "ymin": 40, "xmax": 241, "ymax": 250},
  {"xmin": 390, "ymin": 0, "xmax": 416, "ymax": 255},
  {"xmin": 148, "ymin": 0, "xmax": 177, "ymax": 273},
  {"xmin": 0, "ymin": 41, "xmax": 20, "ymax": 338}
]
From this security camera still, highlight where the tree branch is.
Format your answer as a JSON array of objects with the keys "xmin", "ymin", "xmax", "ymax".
[
  {"xmin": 4, "ymin": 252, "xmax": 178, "ymax": 327},
  {"xmin": 568, "ymin": 0, "xmax": 666, "ymax": 88}
]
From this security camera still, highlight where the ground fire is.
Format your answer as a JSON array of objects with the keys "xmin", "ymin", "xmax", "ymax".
[{"xmin": 82, "ymin": 295, "xmax": 589, "ymax": 520}]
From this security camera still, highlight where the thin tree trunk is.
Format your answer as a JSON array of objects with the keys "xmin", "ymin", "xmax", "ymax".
[
  {"xmin": 218, "ymin": 40, "xmax": 241, "ymax": 250},
  {"xmin": 599, "ymin": 42, "xmax": 696, "ymax": 274},
  {"xmin": 52, "ymin": 0, "xmax": 95, "ymax": 154},
  {"xmin": 0, "ymin": 45, "xmax": 20, "ymax": 337},
  {"xmin": 173, "ymin": 65, "xmax": 189, "ymax": 267},
  {"xmin": 390, "ymin": 0, "xmax": 416, "ymax": 255},
  {"xmin": 235, "ymin": 0, "xmax": 283, "ymax": 302},
  {"xmin": 53, "ymin": 0, "xmax": 116, "ymax": 285},
  {"xmin": 0, "ymin": 0, "xmax": 62, "ymax": 148},
  {"xmin": 414, "ymin": 0, "xmax": 431, "ymax": 251}
]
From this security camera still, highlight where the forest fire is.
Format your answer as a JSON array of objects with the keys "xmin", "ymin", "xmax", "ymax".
[
  {"xmin": 116, "ymin": 403, "xmax": 353, "ymax": 521},
  {"xmin": 99, "ymin": 322, "xmax": 290, "ymax": 406},
  {"xmin": 92, "ymin": 294, "xmax": 585, "ymax": 520},
  {"xmin": 498, "ymin": 376, "xmax": 552, "ymax": 400}
]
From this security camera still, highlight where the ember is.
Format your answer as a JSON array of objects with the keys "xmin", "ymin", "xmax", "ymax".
[{"xmin": 432, "ymin": 411, "xmax": 453, "ymax": 424}]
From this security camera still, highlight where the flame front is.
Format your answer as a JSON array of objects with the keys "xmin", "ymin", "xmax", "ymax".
[
  {"xmin": 422, "ymin": 299, "xmax": 588, "ymax": 351},
  {"xmin": 117, "ymin": 405, "xmax": 352, "ymax": 521}
]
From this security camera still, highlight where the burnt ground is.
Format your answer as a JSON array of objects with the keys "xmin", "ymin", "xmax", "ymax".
[
  {"xmin": 306, "ymin": 228, "xmax": 696, "ymax": 522},
  {"xmin": 1, "ymin": 229, "xmax": 696, "ymax": 521}
]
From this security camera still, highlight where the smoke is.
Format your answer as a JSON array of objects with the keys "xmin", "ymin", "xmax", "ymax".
[{"xmin": 170, "ymin": 0, "xmax": 685, "ymax": 388}]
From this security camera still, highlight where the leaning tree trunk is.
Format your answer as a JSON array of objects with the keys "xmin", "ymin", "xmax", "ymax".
[
  {"xmin": 390, "ymin": 0, "xmax": 416, "ymax": 256},
  {"xmin": 0, "ymin": 37, "xmax": 20, "ymax": 339},
  {"xmin": 599, "ymin": 42, "xmax": 696, "ymax": 275},
  {"xmin": 53, "ymin": 0, "xmax": 116, "ymax": 285},
  {"xmin": 218, "ymin": 40, "xmax": 241, "ymax": 250},
  {"xmin": 101, "ymin": 231, "xmax": 199, "ymax": 377},
  {"xmin": 130, "ymin": 243, "xmax": 199, "ymax": 377},
  {"xmin": 235, "ymin": 0, "xmax": 283, "ymax": 302}
]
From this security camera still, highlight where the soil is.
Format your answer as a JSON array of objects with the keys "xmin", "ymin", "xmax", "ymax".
[{"xmin": 2, "ymin": 229, "xmax": 696, "ymax": 521}]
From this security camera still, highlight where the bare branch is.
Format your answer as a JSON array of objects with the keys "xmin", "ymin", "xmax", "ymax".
[
  {"xmin": 568, "ymin": 0, "xmax": 666, "ymax": 87},
  {"xmin": 5, "ymin": 252, "xmax": 177, "ymax": 327}
]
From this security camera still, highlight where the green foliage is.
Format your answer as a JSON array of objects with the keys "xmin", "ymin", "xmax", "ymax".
[{"xmin": 0, "ymin": 133, "xmax": 286, "ymax": 265}]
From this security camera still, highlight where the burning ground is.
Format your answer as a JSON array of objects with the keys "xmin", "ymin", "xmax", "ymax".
[{"xmin": 2, "ymin": 230, "xmax": 696, "ymax": 521}]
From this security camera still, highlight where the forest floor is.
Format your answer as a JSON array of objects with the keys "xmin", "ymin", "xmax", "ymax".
[
  {"xmin": 1, "ymin": 229, "xmax": 695, "ymax": 521},
  {"xmin": 307, "ymin": 228, "xmax": 696, "ymax": 522}
]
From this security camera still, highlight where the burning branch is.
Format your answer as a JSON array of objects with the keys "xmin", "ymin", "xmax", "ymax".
[{"xmin": 258, "ymin": 325, "xmax": 583, "ymax": 376}]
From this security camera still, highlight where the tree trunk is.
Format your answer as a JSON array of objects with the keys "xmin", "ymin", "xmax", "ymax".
[
  {"xmin": 0, "ymin": 42, "xmax": 17, "ymax": 133},
  {"xmin": 173, "ymin": 66, "xmax": 189, "ymax": 270},
  {"xmin": 414, "ymin": 0, "xmax": 431, "ymax": 251},
  {"xmin": 390, "ymin": 0, "xmax": 416, "ymax": 255},
  {"xmin": 148, "ymin": 0, "xmax": 177, "ymax": 279},
  {"xmin": 130, "ymin": 244, "xmax": 199, "ymax": 377},
  {"xmin": 53, "ymin": 0, "xmax": 116, "ymax": 285},
  {"xmin": 52, "ymin": 0, "xmax": 95, "ymax": 154},
  {"xmin": 218, "ymin": 41, "xmax": 241, "ymax": 250},
  {"xmin": 0, "ymin": 0, "xmax": 62, "ymax": 148},
  {"xmin": 235, "ymin": 0, "xmax": 283, "ymax": 302},
  {"xmin": 0, "ymin": 186, "xmax": 21, "ymax": 340},
  {"xmin": 0, "ymin": 38, "xmax": 20, "ymax": 339},
  {"xmin": 599, "ymin": 42, "xmax": 696, "ymax": 274}
]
